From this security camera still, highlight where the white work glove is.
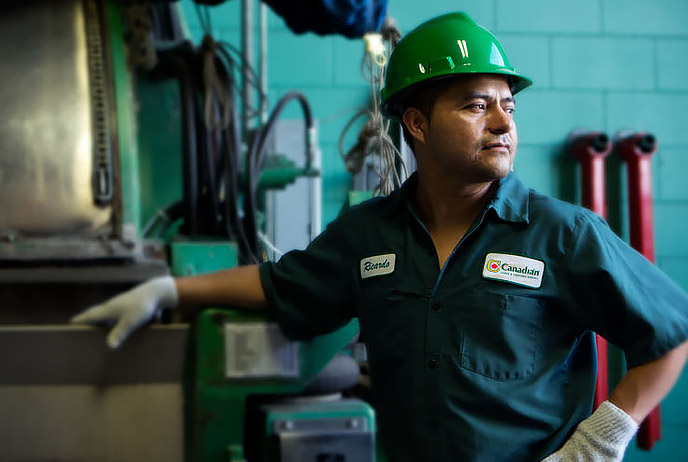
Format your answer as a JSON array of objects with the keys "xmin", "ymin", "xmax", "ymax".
[
  {"xmin": 540, "ymin": 401, "xmax": 639, "ymax": 462},
  {"xmin": 71, "ymin": 276, "xmax": 179, "ymax": 349}
]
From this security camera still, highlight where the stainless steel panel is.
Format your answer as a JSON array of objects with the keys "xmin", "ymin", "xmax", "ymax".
[
  {"xmin": 0, "ymin": 324, "xmax": 187, "ymax": 384},
  {"xmin": 0, "ymin": 384, "xmax": 183, "ymax": 462},
  {"xmin": 0, "ymin": 324, "xmax": 187, "ymax": 461},
  {"xmin": 0, "ymin": 0, "xmax": 111, "ymax": 236}
]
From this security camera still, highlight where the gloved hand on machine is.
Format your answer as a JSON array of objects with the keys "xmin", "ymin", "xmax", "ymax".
[
  {"xmin": 71, "ymin": 276, "xmax": 178, "ymax": 349},
  {"xmin": 540, "ymin": 400, "xmax": 638, "ymax": 462},
  {"xmin": 71, "ymin": 265, "xmax": 267, "ymax": 348}
]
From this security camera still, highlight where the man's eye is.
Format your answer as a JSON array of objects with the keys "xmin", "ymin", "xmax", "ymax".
[
  {"xmin": 505, "ymin": 106, "xmax": 516, "ymax": 114},
  {"xmin": 468, "ymin": 103, "xmax": 486, "ymax": 110}
]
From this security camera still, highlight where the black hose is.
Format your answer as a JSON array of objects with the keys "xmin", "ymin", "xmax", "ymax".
[
  {"xmin": 244, "ymin": 91, "xmax": 315, "ymax": 259},
  {"xmin": 196, "ymin": 103, "xmax": 221, "ymax": 235},
  {"xmin": 149, "ymin": 41, "xmax": 233, "ymax": 239},
  {"xmin": 213, "ymin": 47, "xmax": 257, "ymax": 262},
  {"xmin": 205, "ymin": 119, "xmax": 223, "ymax": 235},
  {"xmin": 253, "ymin": 91, "xmax": 314, "ymax": 175},
  {"xmin": 146, "ymin": 42, "xmax": 315, "ymax": 263}
]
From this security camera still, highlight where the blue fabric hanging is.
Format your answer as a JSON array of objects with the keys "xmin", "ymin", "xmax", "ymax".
[
  {"xmin": 193, "ymin": 0, "xmax": 388, "ymax": 38},
  {"xmin": 266, "ymin": 0, "xmax": 390, "ymax": 38}
]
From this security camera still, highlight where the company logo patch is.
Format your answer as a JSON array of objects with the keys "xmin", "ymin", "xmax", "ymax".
[
  {"xmin": 482, "ymin": 252, "xmax": 545, "ymax": 289},
  {"xmin": 360, "ymin": 253, "xmax": 396, "ymax": 279},
  {"xmin": 486, "ymin": 259, "xmax": 501, "ymax": 273}
]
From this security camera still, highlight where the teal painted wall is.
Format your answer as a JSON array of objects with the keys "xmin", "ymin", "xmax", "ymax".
[{"xmin": 180, "ymin": 0, "xmax": 688, "ymax": 459}]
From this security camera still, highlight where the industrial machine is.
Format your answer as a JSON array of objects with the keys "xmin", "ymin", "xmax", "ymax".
[{"xmin": 0, "ymin": 0, "xmax": 390, "ymax": 460}]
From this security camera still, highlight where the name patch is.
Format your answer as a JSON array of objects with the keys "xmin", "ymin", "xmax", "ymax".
[
  {"xmin": 360, "ymin": 253, "xmax": 396, "ymax": 279},
  {"xmin": 482, "ymin": 252, "xmax": 545, "ymax": 289}
]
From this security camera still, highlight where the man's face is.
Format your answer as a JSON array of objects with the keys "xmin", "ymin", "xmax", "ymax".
[{"xmin": 412, "ymin": 74, "xmax": 518, "ymax": 183}]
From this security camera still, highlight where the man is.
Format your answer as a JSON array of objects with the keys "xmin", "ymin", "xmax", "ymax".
[{"xmin": 73, "ymin": 12, "xmax": 688, "ymax": 462}]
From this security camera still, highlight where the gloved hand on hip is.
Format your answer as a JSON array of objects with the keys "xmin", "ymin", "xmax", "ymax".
[
  {"xmin": 540, "ymin": 400, "xmax": 638, "ymax": 462},
  {"xmin": 71, "ymin": 276, "xmax": 179, "ymax": 349}
]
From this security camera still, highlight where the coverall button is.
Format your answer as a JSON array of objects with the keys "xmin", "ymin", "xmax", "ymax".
[
  {"xmin": 428, "ymin": 358, "xmax": 438, "ymax": 369},
  {"xmin": 431, "ymin": 301, "xmax": 441, "ymax": 311}
]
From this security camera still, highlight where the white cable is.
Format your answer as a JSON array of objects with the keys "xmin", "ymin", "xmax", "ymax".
[
  {"xmin": 339, "ymin": 32, "xmax": 408, "ymax": 196},
  {"xmin": 258, "ymin": 230, "xmax": 284, "ymax": 259},
  {"xmin": 142, "ymin": 209, "xmax": 172, "ymax": 237}
]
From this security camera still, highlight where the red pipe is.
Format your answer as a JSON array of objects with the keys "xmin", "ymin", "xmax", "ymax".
[
  {"xmin": 569, "ymin": 132, "xmax": 612, "ymax": 411},
  {"xmin": 617, "ymin": 132, "xmax": 661, "ymax": 450}
]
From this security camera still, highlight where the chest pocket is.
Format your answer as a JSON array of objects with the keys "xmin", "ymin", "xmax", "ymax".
[{"xmin": 457, "ymin": 290, "xmax": 543, "ymax": 381}]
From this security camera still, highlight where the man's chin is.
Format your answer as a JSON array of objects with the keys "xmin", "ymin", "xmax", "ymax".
[
  {"xmin": 479, "ymin": 153, "xmax": 513, "ymax": 175},
  {"xmin": 464, "ymin": 168, "xmax": 510, "ymax": 185},
  {"xmin": 483, "ymin": 162, "xmax": 513, "ymax": 180}
]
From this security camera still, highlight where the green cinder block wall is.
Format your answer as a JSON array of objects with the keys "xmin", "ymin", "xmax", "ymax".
[{"xmin": 180, "ymin": 0, "xmax": 688, "ymax": 459}]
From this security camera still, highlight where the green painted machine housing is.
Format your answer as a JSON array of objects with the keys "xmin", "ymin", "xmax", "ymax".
[
  {"xmin": 257, "ymin": 398, "xmax": 376, "ymax": 461},
  {"xmin": 170, "ymin": 241, "xmax": 238, "ymax": 277},
  {"xmin": 106, "ymin": 0, "xmax": 142, "ymax": 235},
  {"xmin": 184, "ymin": 309, "xmax": 362, "ymax": 461},
  {"xmin": 169, "ymin": 241, "xmax": 367, "ymax": 462}
]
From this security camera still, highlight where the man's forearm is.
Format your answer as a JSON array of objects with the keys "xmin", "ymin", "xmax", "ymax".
[
  {"xmin": 175, "ymin": 264, "xmax": 269, "ymax": 311},
  {"xmin": 610, "ymin": 340, "xmax": 688, "ymax": 423}
]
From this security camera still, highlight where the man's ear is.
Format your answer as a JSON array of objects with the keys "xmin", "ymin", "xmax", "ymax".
[{"xmin": 402, "ymin": 107, "xmax": 428, "ymax": 145}]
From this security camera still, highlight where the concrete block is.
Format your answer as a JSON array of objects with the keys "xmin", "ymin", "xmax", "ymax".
[
  {"xmin": 625, "ymin": 394, "xmax": 688, "ymax": 461},
  {"xmin": 656, "ymin": 258, "xmax": 688, "ymax": 303},
  {"xmin": 603, "ymin": 0, "xmax": 688, "ymax": 36},
  {"xmin": 515, "ymin": 90, "xmax": 605, "ymax": 144},
  {"xmin": 513, "ymin": 145, "xmax": 562, "ymax": 198},
  {"xmin": 179, "ymin": 0, "xmax": 243, "ymax": 33},
  {"xmin": 186, "ymin": 25, "xmax": 204, "ymax": 43},
  {"xmin": 210, "ymin": 27, "xmax": 241, "ymax": 49},
  {"xmin": 387, "ymin": 0, "xmax": 495, "ymax": 34},
  {"xmin": 654, "ymin": 203, "xmax": 688, "ymax": 257},
  {"xmin": 267, "ymin": 4, "xmax": 287, "ymax": 29},
  {"xmin": 656, "ymin": 147, "xmax": 688, "ymax": 201},
  {"xmin": 333, "ymin": 38, "xmax": 371, "ymax": 86},
  {"xmin": 607, "ymin": 93, "xmax": 688, "ymax": 146},
  {"xmin": 552, "ymin": 38, "xmax": 654, "ymax": 90},
  {"xmin": 321, "ymin": 150, "xmax": 350, "ymax": 194},
  {"xmin": 499, "ymin": 35, "xmax": 550, "ymax": 88},
  {"xmin": 267, "ymin": 32, "xmax": 334, "ymax": 86},
  {"xmin": 321, "ymin": 142, "xmax": 352, "ymax": 224},
  {"xmin": 658, "ymin": 39, "xmax": 688, "ymax": 90},
  {"xmin": 179, "ymin": 1, "xmax": 201, "ymax": 32},
  {"xmin": 203, "ymin": 0, "xmax": 242, "ymax": 29},
  {"xmin": 496, "ymin": 0, "xmax": 601, "ymax": 33}
]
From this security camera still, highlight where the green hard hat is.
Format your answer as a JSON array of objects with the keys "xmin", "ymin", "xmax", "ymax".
[{"xmin": 380, "ymin": 12, "xmax": 533, "ymax": 119}]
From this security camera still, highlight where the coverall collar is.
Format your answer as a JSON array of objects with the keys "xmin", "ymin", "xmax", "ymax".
[
  {"xmin": 400, "ymin": 172, "xmax": 530, "ymax": 225},
  {"xmin": 488, "ymin": 172, "xmax": 530, "ymax": 224}
]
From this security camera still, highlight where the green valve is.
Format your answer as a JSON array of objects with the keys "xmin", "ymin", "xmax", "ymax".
[
  {"xmin": 257, "ymin": 154, "xmax": 320, "ymax": 190},
  {"xmin": 258, "ymin": 166, "xmax": 301, "ymax": 190}
]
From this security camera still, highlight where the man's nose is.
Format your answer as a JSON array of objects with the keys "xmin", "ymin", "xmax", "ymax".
[{"xmin": 487, "ymin": 106, "xmax": 513, "ymax": 134}]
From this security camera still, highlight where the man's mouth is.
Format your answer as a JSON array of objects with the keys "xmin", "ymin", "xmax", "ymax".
[{"xmin": 483, "ymin": 142, "xmax": 511, "ymax": 152}]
